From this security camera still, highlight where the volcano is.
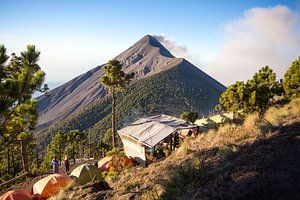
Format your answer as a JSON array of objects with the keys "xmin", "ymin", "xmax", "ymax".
[{"xmin": 36, "ymin": 35, "xmax": 226, "ymax": 136}]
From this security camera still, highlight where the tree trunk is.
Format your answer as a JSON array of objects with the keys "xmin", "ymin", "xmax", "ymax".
[
  {"xmin": 88, "ymin": 131, "xmax": 91, "ymax": 159},
  {"xmin": 59, "ymin": 145, "xmax": 61, "ymax": 166},
  {"xmin": 20, "ymin": 139, "xmax": 29, "ymax": 173},
  {"xmin": 111, "ymin": 88, "xmax": 116, "ymax": 148},
  {"xmin": 35, "ymin": 146, "xmax": 39, "ymax": 169},
  {"xmin": 79, "ymin": 144, "xmax": 83, "ymax": 160},
  {"xmin": 81, "ymin": 145, "xmax": 84, "ymax": 160},
  {"xmin": 7, "ymin": 146, "xmax": 10, "ymax": 175},
  {"xmin": 11, "ymin": 145, "xmax": 15, "ymax": 175},
  {"xmin": 72, "ymin": 144, "xmax": 75, "ymax": 164}
]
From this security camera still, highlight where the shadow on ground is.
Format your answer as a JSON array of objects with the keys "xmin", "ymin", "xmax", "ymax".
[{"xmin": 161, "ymin": 121, "xmax": 300, "ymax": 200}]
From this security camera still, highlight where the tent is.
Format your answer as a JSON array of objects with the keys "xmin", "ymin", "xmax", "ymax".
[
  {"xmin": 0, "ymin": 189, "xmax": 31, "ymax": 200},
  {"xmin": 98, "ymin": 156, "xmax": 134, "ymax": 172},
  {"xmin": 98, "ymin": 156, "xmax": 113, "ymax": 171},
  {"xmin": 33, "ymin": 174, "xmax": 71, "ymax": 199},
  {"xmin": 195, "ymin": 113, "xmax": 233, "ymax": 128},
  {"xmin": 70, "ymin": 163, "xmax": 102, "ymax": 185},
  {"xmin": 118, "ymin": 114, "xmax": 196, "ymax": 165},
  {"xmin": 194, "ymin": 118, "xmax": 215, "ymax": 127}
]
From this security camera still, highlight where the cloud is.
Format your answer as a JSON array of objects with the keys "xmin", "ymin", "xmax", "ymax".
[
  {"xmin": 206, "ymin": 5, "xmax": 300, "ymax": 86},
  {"xmin": 153, "ymin": 34, "xmax": 204, "ymax": 66},
  {"xmin": 153, "ymin": 35, "xmax": 188, "ymax": 57}
]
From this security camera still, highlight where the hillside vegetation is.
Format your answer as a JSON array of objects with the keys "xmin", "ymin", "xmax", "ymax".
[
  {"xmin": 56, "ymin": 98, "xmax": 300, "ymax": 199},
  {"xmin": 38, "ymin": 62, "xmax": 222, "ymax": 142}
]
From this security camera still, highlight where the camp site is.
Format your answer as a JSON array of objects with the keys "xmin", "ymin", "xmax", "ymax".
[
  {"xmin": 118, "ymin": 114, "xmax": 201, "ymax": 165},
  {"xmin": 0, "ymin": 113, "xmax": 209, "ymax": 199},
  {"xmin": 1, "ymin": 1, "xmax": 300, "ymax": 199}
]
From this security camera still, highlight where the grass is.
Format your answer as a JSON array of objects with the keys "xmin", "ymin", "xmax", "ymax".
[
  {"xmin": 49, "ymin": 190, "xmax": 68, "ymax": 200},
  {"xmin": 60, "ymin": 98, "xmax": 300, "ymax": 199},
  {"xmin": 264, "ymin": 98, "xmax": 300, "ymax": 126}
]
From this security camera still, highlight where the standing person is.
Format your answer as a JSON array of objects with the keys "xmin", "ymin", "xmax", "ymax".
[
  {"xmin": 64, "ymin": 155, "xmax": 70, "ymax": 173},
  {"xmin": 51, "ymin": 156, "xmax": 59, "ymax": 174},
  {"xmin": 93, "ymin": 161, "xmax": 98, "ymax": 168}
]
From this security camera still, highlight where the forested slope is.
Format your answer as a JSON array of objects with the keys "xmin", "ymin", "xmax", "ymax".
[{"xmin": 39, "ymin": 58, "xmax": 223, "ymax": 141}]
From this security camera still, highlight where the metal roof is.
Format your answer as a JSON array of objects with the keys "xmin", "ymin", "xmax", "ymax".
[{"xmin": 118, "ymin": 114, "xmax": 196, "ymax": 147}]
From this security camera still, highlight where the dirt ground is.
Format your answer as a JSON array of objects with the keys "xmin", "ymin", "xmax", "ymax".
[{"xmin": 9, "ymin": 159, "xmax": 96, "ymax": 192}]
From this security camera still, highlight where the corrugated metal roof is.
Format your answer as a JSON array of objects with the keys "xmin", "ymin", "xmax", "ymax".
[{"xmin": 118, "ymin": 114, "xmax": 195, "ymax": 147}]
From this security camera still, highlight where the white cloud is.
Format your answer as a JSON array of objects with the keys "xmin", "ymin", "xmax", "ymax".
[
  {"xmin": 153, "ymin": 35, "xmax": 188, "ymax": 57},
  {"xmin": 206, "ymin": 5, "xmax": 300, "ymax": 86},
  {"xmin": 153, "ymin": 34, "xmax": 204, "ymax": 66}
]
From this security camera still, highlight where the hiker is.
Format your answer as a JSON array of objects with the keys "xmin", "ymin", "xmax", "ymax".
[
  {"xmin": 93, "ymin": 161, "xmax": 98, "ymax": 168},
  {"xmin": 51, "ymin": 156, "xmax": 59, "ymax": 173},
  {"xmin": 64, "ymin": 155, "xmax": 70, "ymax": 173}
]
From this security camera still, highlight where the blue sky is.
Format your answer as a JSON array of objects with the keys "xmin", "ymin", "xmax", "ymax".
[{"xmin": 0, "ymin": 0, "xmax": 299, "ymax": 86}]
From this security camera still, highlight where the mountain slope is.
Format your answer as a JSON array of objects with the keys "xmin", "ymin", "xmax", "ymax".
[
  {"xmin": 41, "ymin": 58, "xmax": 224, "ymax": 139},
  {"xmin": 36, "ymin": 35, "xmax": 193, "ymax": 131},
  {"xmin": 36, "ymin": 35, "xmax": 226, "ymax": 135}
]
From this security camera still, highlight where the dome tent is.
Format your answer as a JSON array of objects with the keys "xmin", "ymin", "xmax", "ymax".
[
  {"xmin": 33, "ymin": 173, "xmax": 71, "ymax": 199},
  {"xmin": 0, "ymin": 189, "xmax": 31, "ymax": 200},
  {"xmin": 98, "ymin": 156, "xmax": 113, "ymax": 171},
  {"xmin": 70, "ymin": 163, "xmax": 102, "ymax": 185}
]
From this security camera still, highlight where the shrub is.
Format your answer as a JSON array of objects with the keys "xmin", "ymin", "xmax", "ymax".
[
  {"xmin": 283, "ymin": 57, "xmax": 300, "ymax": 99},
  {"xmin": 102, "ymin": 167, "xmax": 118, "ymax": 182}
]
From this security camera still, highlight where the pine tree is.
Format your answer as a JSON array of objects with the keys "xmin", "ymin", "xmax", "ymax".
[
  {"xmin": 283, "ymin": 57, "xmax": 300, "ymax": 99},
  {"xmin": 64, "ymin": 129, "xmax": 85, "ymax": 164},
  {"xmin": 180, "ymin": 112, "xmax": 198, "ymax": 123},
  {"xmin": 100, "ymin": 59, "xmax": 134, "ymax": 148},
  {"xmin": 218, "ymin": 66, "xmax": 283, "ymax": 117},
  {"xmin": 0, "ymin": 44, "xmax": 47, "ymax": 178}
]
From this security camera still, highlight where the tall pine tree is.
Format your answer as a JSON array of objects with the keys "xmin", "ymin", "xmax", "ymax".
[
  {"xmin": 0, "ymin": 44, "xmax": 47, "ymax": 178},
  {"xmin": 100, "ymin": 59, "xmax": 134, "ymax": 148}
]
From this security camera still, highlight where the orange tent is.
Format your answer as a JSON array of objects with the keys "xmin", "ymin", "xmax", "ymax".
[
  {"xmin": 33, "ymin": 174, "xmax": 71, "ymax": 199},
  {"xmin": 98, "ymin": 156, "xmax": 112, "ymax": 171},
  {"xmin": 0, "ymin": 189, "xmax": 32, "ymax": 200},
  {"xmin": 123, "ymin": 157, "xmax": 134, "ymax": 166},
  {"xmin": 98, "ymin": 156, "xmax": 134, "ymax": 172}
]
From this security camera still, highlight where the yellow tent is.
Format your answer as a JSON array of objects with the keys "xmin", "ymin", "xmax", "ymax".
[
  {"xmin": 70, "ymin": 163, "xmax": 102, "ymax": 185},
  {"xmin": 33, "ymin": 173, "xmax": 71, "ymax": 199}
]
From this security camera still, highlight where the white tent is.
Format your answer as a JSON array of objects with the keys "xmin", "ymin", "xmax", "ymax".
[{"xmin": 118, "ymin": 114, "xmax": 196, "ymax": 165}]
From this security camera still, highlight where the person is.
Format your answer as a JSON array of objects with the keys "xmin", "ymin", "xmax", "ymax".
[
  {"xmin": 51, "ymin": 156, "xmax": 59, "ymax": 173},
  {"xmin": 94, "ymin": 161, "xmax": 98, "ymax": 168},
  {"xmin": 64, "ymin": 155, "xmax": 70, "ymax": 173}
]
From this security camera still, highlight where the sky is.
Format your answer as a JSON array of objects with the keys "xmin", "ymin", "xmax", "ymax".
[{"xmin": 0, "ymin": 0, "xmax": 299, "ymax": 87}]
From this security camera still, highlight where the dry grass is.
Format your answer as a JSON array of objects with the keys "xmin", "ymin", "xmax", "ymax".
[
  {"xmin": 104, "ymin": 98, "xmax": 300, "ymax": 199},
  {"xmin": 264, "ymin": 98, "xmax": 300, "ymax": 126},
  {"xmin": 48, "ymin": 190, "xmax": 68, "ymax": 200}
]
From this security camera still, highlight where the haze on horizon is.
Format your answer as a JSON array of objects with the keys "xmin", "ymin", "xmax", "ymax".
[{"xmin": 1, "ymin": 0, "xmax": 299, "ymax": 87}]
